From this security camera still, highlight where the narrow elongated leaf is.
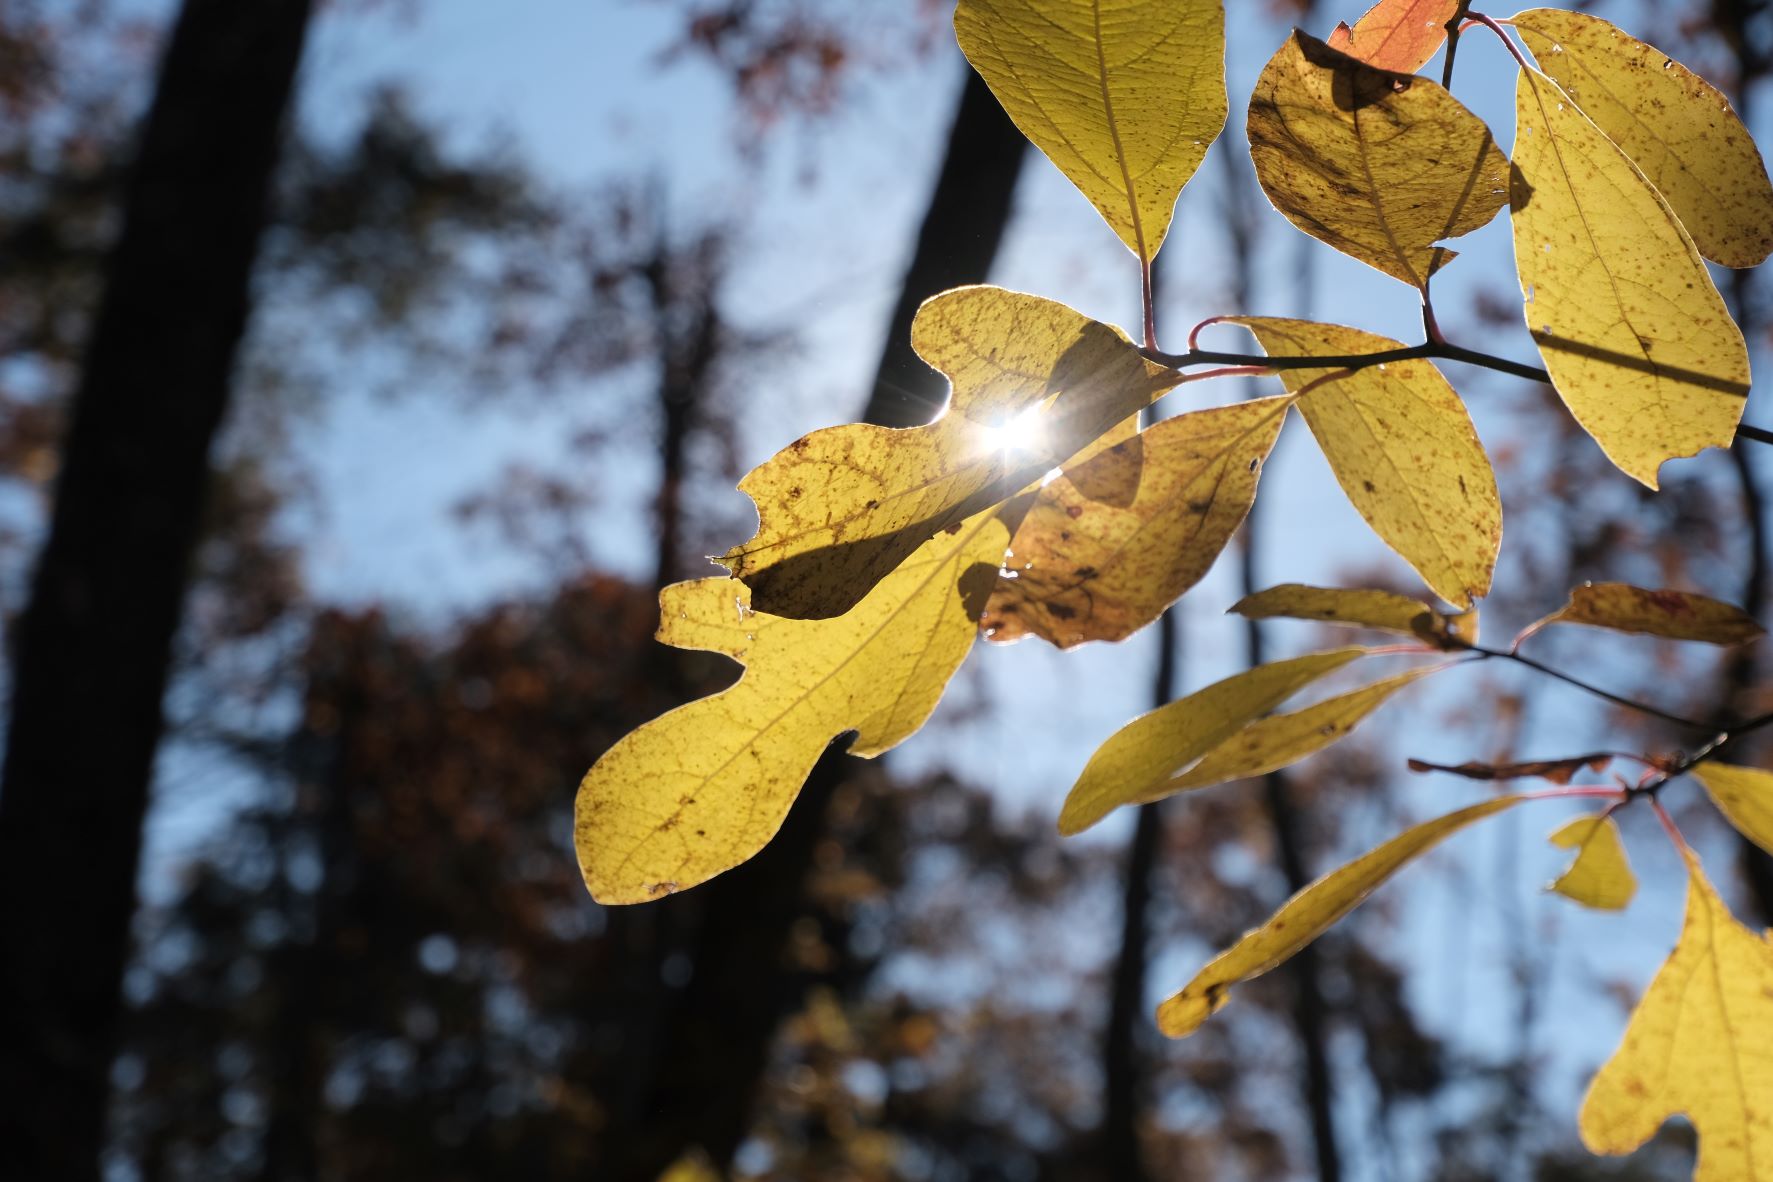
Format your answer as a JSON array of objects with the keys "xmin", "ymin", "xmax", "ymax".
[
  {"xmin": 1410, "ymin": 754, "xmax": 1612, "ymax": 785},
  {"xmin": 1140, "ymin": 666, "xmax": 1442, "ymax": 800},
  {"xmin": 1233, "ymin": 318, "xmax": 1501, "ymax": 606},
  {"xmin": 722, "ymin": 287, "xmax": 1175, "ymax": 619},
  {"xmin": 1511, "ymin": 66, "xmax": 1749, "ymax": 488},
  {"xmin": 1513, "ymin": 8, "xmax": 1773, "ymax": 268},
  {"xmin": 982, "ymin": 397, "xmax": 1290, "ymax": 648},
  {"xmin": 954, "ymin": 0, "xmax": 1225, "ymax": 264},
  {"xmin": 1159, "ymin": 795, "xmax": 1527, "ymax": 1036},
  {"xmin": 577, "ymin": 512, "xmax": 1009, "ymax": 904},
  {"xmin": 1580, "ymin": 854, "xmax": 1773, "ymax": 1179},
  {"xmin": 1249, "ymin": 31, "xmax": 1509, "ymax": 287},
  {"xmin": 1060, "ymin": 648, "xmax": 1365, "ymax": 835},
  {"xmin": 1528, "ymin": 583, "xmax": 1765, "ymax": 646},
  {"xmin": 1547, "ymin": 814, "xmax": 1635, "ymax": 910},
  {"xmin": 1328, "ymin": 0, "xmax": 1460, "ymax": 73},
  {"xmin": 1692, "ymin": 763, "xmax": 1773, "ymax": 858},
  {"xmin": 1230, "ymin": 583, "xmax": 1476, "ymax": 648}
]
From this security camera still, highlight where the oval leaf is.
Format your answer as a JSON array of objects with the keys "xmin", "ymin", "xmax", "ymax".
[
  {"xmin": 954, "ymin": 0, "xmax": 1226, "ymax": 264},
  {"xmin": 1158, "ymin": 795, "xmax": 1528, "ymax": 1036},
  {"xmin": 1580, "ymin": 853, "xmax": 1773, "ymax": 1179},
  {"xmin": 577, "ymin": 513, "xmax": 1009, "ymax": 903},
  {"xmin": 722, "ymin": 287, "xmax": 1175, "ymax": 619},
  {"xmin": 1249, "ymin": 30, "xmax": 1510, "ymax": 287},
  {"xmin": 1231, "ymin": 582, "xmax": 1459, "ymax": 640},
  {"xmin": 1512, "ymin": 8, "xmax": 1773, "ymax": 268},
  {"xmin": 1232, "ymin": 318, "xmax": 1502, "ymax": 607},
  {"xmin": 1060, "ymin": 648, "xmax": 1366, "ymax": 836},
  {"xmin": 1692, "ymin": 763, "xmax": 1773, "ymax": 859},
  {"xmin": 1547, "ymin": 813, "xmax": 1635, "ymax": 910},
  {"xmin": 983, "ymin": 396, "xmax": 1290, "ymax": 648},
  {"xmin": 1511, "ymin": 65, "xmax": 1750, "ymax": 488},
  {"xmin": 1327, "ymin": 0, "xmax": 1460, "ymax": 74},
  {"xmin": 1529, "ymin": 582, "xmax": 1765, "ymax": 646}
]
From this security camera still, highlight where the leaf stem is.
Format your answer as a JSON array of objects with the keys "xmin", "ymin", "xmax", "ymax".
[
  {"xmin": 1141, "ymin": 259, "xmax": 1157, "ymax": 352},
  {"xmin": 1463, "ymin": 11, "xmax": 1533, "ymax": 72},
  {"xmin": 1463, "ymin": 644, "xmax": 1714, "ymax": 731}
]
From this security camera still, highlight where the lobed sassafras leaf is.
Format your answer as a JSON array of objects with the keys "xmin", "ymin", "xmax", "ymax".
[
  {"xmin": 1230, "ymin": 318, "xmax": 1501, "ymax": 607},
  {"xmin": 1524, "ymin": 582, "xmax": 1765, "ymax": 646},
  {"xmin": 982, "ymin": 396, "xmax": 1290, "ymax": 649},
  {"xmin": 721, "ymin": 286, "xmax": 1176, "ymax": 620},
  {"xmin": 1327, "ymin": 0, "xmax": 1460, "ymax": 74},
  {"xmin": 1158, "ymin": 795, "xmax": 1529, "ymax": 1037},
  {"xmin": 1547, "ymin": 814, "xmax": 1635, "ymax": 911},
  {"xmin": 1512, "ymin": 8, "xmax": 1773, "ymax": 269},
  {"xmin": 1230, "ymin": 582, "xmax": 1476, "ymax": 648},
  {"xmin": 953, "ymin": 0, "xmax": 1225, "ymax": 266},
  {"xmin": 1510, "ymin": 65, "xmax": 1749, "ymax": 489},
  {"xmin": 1248, "ymin": 31, "xmax": 1510, "ymax": 288},
  {"xmin": 1060, "ymin": 648, "xmax": 1366, "ymax": 835},
  {"xmin": 576, "ymin": 511, "xmax": 1010, "ymax": 904},
  {"xmin": 1579, "ymin": 853, "xmax": 1773, "ymax": 1179},
  {"xmin": 1691, "ymin": 763, "xmax": 1773, "ymax": 859}
]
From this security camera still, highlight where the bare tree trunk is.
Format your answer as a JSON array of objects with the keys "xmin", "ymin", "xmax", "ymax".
[{"xmin": 0, "ymin": 1, "xmax": 312, "ymax": 1176}]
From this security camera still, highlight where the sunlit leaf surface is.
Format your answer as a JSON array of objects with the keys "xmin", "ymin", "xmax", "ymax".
[
  {"xmin": 1231, "ymin": 582, "xmax": 1475, "ymax": 647},
  {"xmin": 1547, "ymin": 813, "xmax": 1635, "ymax": 910},
  {"xmin": 1528, "ymin": 582, "xmax": 1765, "ymax": 646},
  {"xmin": 1327, "ymin": 0, "xmax": 1460, "ymax": 74},
  {"xmin": 1692, "ymin": 763, "xmax": 1773, "ymax": 859}
]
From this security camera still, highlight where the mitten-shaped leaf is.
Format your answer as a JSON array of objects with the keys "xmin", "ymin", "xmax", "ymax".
[
  {"xmin": 1547, "ymin": 814, "xmax": 1635, "ymax": 910},
  {"xmin": 1159, "ymin": 795, "xmax": 1527, "ymax": 1036},
  {"xmin": 1580, "ymin": 854, "xmax": 1773, "ymax": 1179},
  {"xmin": 1512, "ymin": 8, "xmax": 1773, "ymax": 268},
  {"xmin": 577, "ymin": 512, "xmax": 1009, "ymax": 903},
  {"xmin": 1692, "ymin": 763, "xmax": 1773, "ymax": 858},
  {"xmin": 1511, "ymin": 66, "xmax": 1749, "ymax": 488},
  {"xmin": 1233, "ymin": 318, "xmax": 1501, "ymax": 607},
  {"xmin": 954, "ymin": 0, "xmax": 1225, "ymax": 265},
  {"xmin": 722, "ymin": 287, "xmax": 1175, "ymax": 619},
  {"xmin": 1328, "ymin": 0, "xmax": 1460, "ymax": 74},
  {"xmin": 1249, "ymin": 31, "xmax": 1509, "ymax": 288},
  {"xmin": 1525, "ymin": 583, "xmax": 1765, "ymax": 646},
  {"xmin": 982, "ymin": 397, "xmax": 1289, "ymax": 648}
]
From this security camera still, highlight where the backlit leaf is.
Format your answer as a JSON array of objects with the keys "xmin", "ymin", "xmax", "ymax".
[
  {"xmin": 1692, "ymin": 763, "xmax": 1773, "ymax": 858},
  {"xmin": 1409, "ymin": 753, "xmax": 1612, "ymax": 785},
  {"xmin": 1327, "ymin": 0, "xmax": 1460, "ymax": 74},
  {"xmin": 954, "ymin": 0, "xmax": 1225, "ymax": 264},
  {"xmin": 1060, "ymin": 648, "xmax": 1365, "ymax": 835},
  {"xmin": 1547, "ymin": 814, "xmax": 1635, "ymax": 910},
  {"xmin": 1140, "ymin": 666, "xmax": 1442, "ymax": 800},
  {"xmin": 1512, "ymin": 8, "xmax": 1773, "ymax": 268},
  {"xmin": 1158, "ymin": 795, "xmax": 1527, "ymax": 1036},
  {"xmin": 1233, "ymin": 318, "xmax": 1501, "ymax": 607},
  {"xmin": 982, "ymin": 397, "xmax": 1290, "ymax": 648},
  {"xmin": 1511, "ymin": 65, "xmax": 1749, "ymax": 488},
  {"xmin": 1579, "ymin": 854, "xmax": 1773, "ymax": 1179},
  {"xmin": 1230, "ymin": 582, "xmax": 1475, "ymax": 648},
  {"xmin": 577, "ymin": 512, "xmax": 1009, "ymax": 903},
  {"xmin": 1249, "ymin": 31, "xmax": 1509, "ymax": 287},
  {"xmin": 1528, "ymin": 582, "xmax": 1765, "ymax": 646},
  {"xmin": 722, "ymin": 286, "xmax": 1175, "ymax": 619}
]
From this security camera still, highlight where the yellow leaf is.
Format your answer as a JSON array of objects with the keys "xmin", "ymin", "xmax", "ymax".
[
  {"xmin": 722, "ymin": 286, "xmax": 1175, "ymax": 619},
  {"xmin": 1233, "ymin": 318, "xmax": 1501, "ymax": 607},
  {"xmin": 1060, "ymin": 648, "xmax": 1366, "ymax": 835},
  {"xmin": 1232, "ymin": 582, "xmax": 1457, "ymax": 639},
  {"xmin": 1692, "ymin": 763, "xmax": 1773, "ymax": 859},
  {"xmin": 1140, "ymin": 665, "xmax": 1442, "ymax": 800},
  {"xmin": 1159, "ymin": 795, "xmax": 1527, "ymax": 1036},
  {"xmin": 1512, "ymin": 8, "xmax": 1773, "ymax": 268},
  {"xmin": 1248, "ymin": 31, "xmax": 1510, "ymax": 288},
  {"xmin": 577, "ymin": 512, "xmax": 1009, "ymax": 904},
  {"xmin": 656, "ymin": 1151, "xmax": 722, "ymax": 1182},
  {"xmin": 1529, "ymin": 582, "xmax": 1765, "ymax": 646},
  {"xmin": 1511, "ymin": 65, "xmax": 1749, "ymax": 489},
  {"xmin": 1579, "ymin": 854, "xmax": 1773, "ymax": 1179},
  {"xmin": 1547, "ymin": 813, "xmax": 1635, "ymax": 910},
  {"xmin": 982, "ymin": 397, "xmax": 1290, "ymax": 649},
  {"xmin": 1327, "ymin": 0, "xmax": 1460, "ymax": 74},
  {"xmin": 953, "ymin": 0, "xmax": 1225, "ymax": 265}
]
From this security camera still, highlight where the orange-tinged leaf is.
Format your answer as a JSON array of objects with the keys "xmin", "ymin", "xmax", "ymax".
[
  {"xmin": 982, "ymin": 397, "xmax": 1290, "ymax": 648},
  {"xmin": 1547, "ymin": 813, "xmax": 1635, "ymax": 910},
  {"xmin": 1512, "ymin": 8, "xmax": 1773, "ymax": 268},
  {"xmin": 1510, "ymin": 66, "xmax": 1749, "ymax": 488},
  {"xmin": 1579, "ymin": 854, "xmax": 1773, "ymax": 1179},
  {"xmin": 1409, "ymin": 753, "xmax": 1612, "ymax": 785},
  {"xmin": 721, "ymin": 287, "xmax": 1175, "ymax": 619},
  {"xmin": 1692, "ymin": 763, "xmax": 1773, "ymax": 858},
  {"xmin": 1528, "ymin": 583, "xmax": 1765, "ymax": 646},
  {"xmin": 1232, "ymin": 318, "xmax": 1501, "ymax": 607},
  {"xmin": 577, "ymin": 512, "xmax": 1009, "ymax": 904},
  {"xmin": 1327, "ymin": 0, "xmax": 1460, "ymax": 73},
  {"xmin": 1158, "ymin": 794, "xmax": 1527, "ymax": 1036},
  {"xmin": 954, "ymin": 0, "xmax": 1225, "ymax": 265},
  {"xmin": 1249, "ymin": 31, "xmax": 1509, "ymax": 287},
  {"xmin": 1060, "ymin": 648, "xmax": 1366, "ymax": 835}
]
